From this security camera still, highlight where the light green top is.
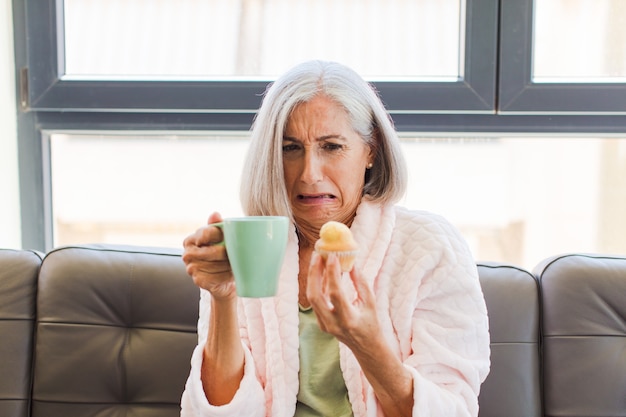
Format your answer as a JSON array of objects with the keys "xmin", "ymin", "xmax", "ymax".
[{"xmin": 295, "ymin": 305, "xmax": 353, "ymax": 417}]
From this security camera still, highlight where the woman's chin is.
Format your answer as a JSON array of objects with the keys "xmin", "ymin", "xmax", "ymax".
[{"xmin": 294, "ymin": 207, "xmax": 336, "ymax": 226}]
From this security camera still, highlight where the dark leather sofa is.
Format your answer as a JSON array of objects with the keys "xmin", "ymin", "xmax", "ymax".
[{"xmin": 1, "ymin": 244, "xmax": 625, "ymax": 417}]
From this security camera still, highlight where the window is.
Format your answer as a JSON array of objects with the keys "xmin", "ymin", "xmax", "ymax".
[
  {"xmin": 25, "ymin": 0, "xmax": 496, "ymax": 112},
  {"xmin": 533, "ymin": 0, "xmax": 626, "ymax": 82},
  {"xmin": 47, "ymin": 133, "xmax": 249, "ymax": 248},
  {"xmin": 63, "ymin": 0, "xmax": 465, "ymax": 81},
  {"xmin": 499, "ymin": 0, "xmax": 626, "ymax": 113},
  {"xmin": 14, "ymin": 0, "xmax": 626, "ymax": 271},
  {"xmin": 48, "ymin": 132, "xmax": 626, "ymax": 271}
]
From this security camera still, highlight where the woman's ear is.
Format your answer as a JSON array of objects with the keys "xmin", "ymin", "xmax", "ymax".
[
  {"xmin": 366, "ymin": 146, "xmax": 374, "ymax": 169},
  {"xmin": 367, "ymin": 130, "xmax": 379, "ymax": 167}
]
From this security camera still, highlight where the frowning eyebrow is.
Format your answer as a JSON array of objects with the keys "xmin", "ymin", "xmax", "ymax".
[{"xmin": 282, "ymin": 134, "xmax": 347, "ymax": 142}]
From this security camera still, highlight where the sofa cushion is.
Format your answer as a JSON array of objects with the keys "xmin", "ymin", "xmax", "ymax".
[
  {"xmin": 0, "ymin": 249, "xmax": 42, "ymax": 417},
  {"xmin": 477, "ymin": 262, "xmax": 542, "ymax": 417},
  {"xmin": 31, "ymin": 245, "xmax": 199, "ymax": 417},
  {"xmin": 536, "ymin": 253, "xmax": 626, "ymax": 417}
]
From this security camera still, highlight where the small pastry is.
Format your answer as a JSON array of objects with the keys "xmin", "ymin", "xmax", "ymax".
[{"xmin": 314, "ymin": 221, "xmax": 359, "ymax": 272}]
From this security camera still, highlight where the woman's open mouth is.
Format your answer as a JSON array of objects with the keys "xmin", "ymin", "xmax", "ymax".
[{"xmin": 297, "ymin": 194, "xmax": 336, "ymax": 204}]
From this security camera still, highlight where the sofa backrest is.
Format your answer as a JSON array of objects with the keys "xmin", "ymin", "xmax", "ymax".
[
  {"xmin": 31, "ymin": 245, "xmax": 199, "ymax": 417},
  {"xmin": 535, "ymin": 253, "xmax": 626, "ymax": 417},
  {"xmin": 477, "ymin": 262, "xmax": 543, "ymax": 417},
  {"xmin": 4, "ymin": 244, "xmax": 625, "ymax": 417},
  {"xmin": 0, "ymin": 249, "xmax": 42, "ymax": 417}
]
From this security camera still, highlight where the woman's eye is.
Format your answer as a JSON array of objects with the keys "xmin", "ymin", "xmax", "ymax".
[
  {"xmin": 323, "ymin": 143, "xmax": 343, "ymax": 151},
  {"xmin": 282, "ymin": 143, "xmax": 300, "ymax": 152}
]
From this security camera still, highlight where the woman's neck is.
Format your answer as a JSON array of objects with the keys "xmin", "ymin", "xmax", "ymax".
[{"xmin": 296, "ymin": 223, "xmax": 319, "ymax": 248}]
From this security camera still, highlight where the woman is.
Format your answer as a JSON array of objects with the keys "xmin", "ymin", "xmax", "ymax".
[{"xmin": 181, "ymin": 60, "xmax": 490, "ymax": 417}]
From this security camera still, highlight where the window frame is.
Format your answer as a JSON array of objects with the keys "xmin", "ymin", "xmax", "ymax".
[
  {"xmin": 498, "ymin": 0, "xmax": 626, "ymax": 114},
  {"xmin": 25, "ymin": 0, "xmax": 498, "ymax": 113}
]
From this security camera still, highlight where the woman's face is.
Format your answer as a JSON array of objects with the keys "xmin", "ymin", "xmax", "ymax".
[{"xmin": 283, "ymin": 94, "xmax": 373, "ymax": 231}]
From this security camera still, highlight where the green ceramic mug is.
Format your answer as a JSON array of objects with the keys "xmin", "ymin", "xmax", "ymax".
[{"xmin": 214, "ymin": 216, "xmax": 289, "ymax": 297}]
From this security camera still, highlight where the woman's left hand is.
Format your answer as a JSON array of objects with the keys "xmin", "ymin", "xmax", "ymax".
[
  {"xmin": 306, "ymin": 252, "xmax": 381, "ymax": 349},
  {"xmin": 307, "ymin": 252, "xmax": 415, "ymax": 416}
]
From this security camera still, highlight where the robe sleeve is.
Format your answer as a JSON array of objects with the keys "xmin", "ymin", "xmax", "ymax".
[
  {"xmin": 180, "ymin": 289, "xmax": 266, "ymax": 417},
  {"xmin": 404, "ymin": 218, "xmax": 490, "ymax": 417}
]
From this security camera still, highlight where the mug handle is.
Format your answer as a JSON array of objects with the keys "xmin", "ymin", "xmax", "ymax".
[{"xmin": 211, "ymin": 222, "xmax": 226, "ymax": 246}]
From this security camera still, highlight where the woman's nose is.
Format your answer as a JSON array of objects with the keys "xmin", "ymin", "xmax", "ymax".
[{"xmin": 301, "ymin": 151, "xmax": 323, "ymax": 184}]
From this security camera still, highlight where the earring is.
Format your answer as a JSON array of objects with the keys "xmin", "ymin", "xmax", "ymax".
[{"xmin": 366, "ymin": 162, "xmax": 373, "ymax": 169}]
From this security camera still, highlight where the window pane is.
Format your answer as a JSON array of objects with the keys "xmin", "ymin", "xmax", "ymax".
[
  {"xmin": 533, "ymin": 0, "xmax": 626, "ymax": 82},
  {"xmin": 62, "ymin": 0, "xmax": 464, "ymax": 81},
  {"xmin": 399, "ymin": 136, "xmax": 626, "ymax": 268},
  {"xmin": 49, "ymin": 134, "xmax": 248, "ymax": 247},
  {"xmin": 49, "ymin": 133, "xmax": 626, "ymax": 271}
]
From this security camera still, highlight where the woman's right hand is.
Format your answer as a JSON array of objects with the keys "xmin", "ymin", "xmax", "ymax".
[
  {"xmin": 184, "ymin": 213, "xmax": 245, "ymax": 405},
  {"xmin": 182, "ymin": 212, "xmax": 237, "ymax": 300}
]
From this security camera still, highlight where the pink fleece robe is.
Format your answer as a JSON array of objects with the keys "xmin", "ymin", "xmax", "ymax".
[{"xmin": 180, "ymin": 199, "xmax": 491, "ymax": 416}]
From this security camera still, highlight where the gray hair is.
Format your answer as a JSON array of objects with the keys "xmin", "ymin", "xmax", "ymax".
[{"xmin": 240, "ymin": 60, "xmax": 407, "ymax": 217}]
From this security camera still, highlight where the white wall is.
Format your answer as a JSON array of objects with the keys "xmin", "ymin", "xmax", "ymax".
[{"xmin": 0, "ymin": 0, "xmax": 21, "ymax": 249}]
